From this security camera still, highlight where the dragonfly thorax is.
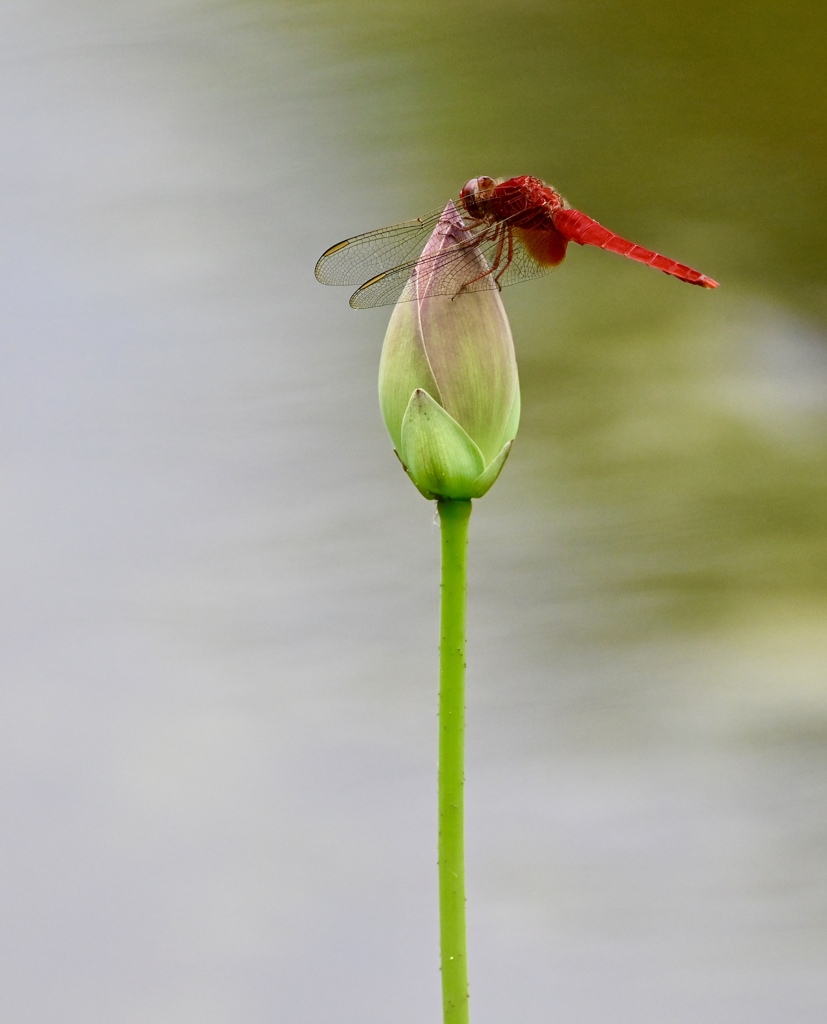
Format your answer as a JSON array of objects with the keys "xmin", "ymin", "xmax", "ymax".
[{"xmin": 459, "ymin": 175, "xmax": 567, "ymax": 230}]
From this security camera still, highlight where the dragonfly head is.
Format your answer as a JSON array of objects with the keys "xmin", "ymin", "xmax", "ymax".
[{"xmin": 458, "ymin": 176, "xmax": 498, "ymax": 221}]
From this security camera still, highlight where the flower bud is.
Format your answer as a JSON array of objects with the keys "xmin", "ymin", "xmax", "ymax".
[{"xmin": 378, "ymin": 203, "xmax": 521, "ymax": 500}]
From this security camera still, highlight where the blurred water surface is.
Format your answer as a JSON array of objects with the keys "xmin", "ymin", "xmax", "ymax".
[{"xmin": 1, "ymin": 1, "xmax": 825, "ymax": 1022}]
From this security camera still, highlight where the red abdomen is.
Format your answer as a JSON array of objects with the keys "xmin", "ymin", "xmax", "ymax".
[{"xmin": 552, "ymin": 207, "xmax": 719, "ymax": 288}]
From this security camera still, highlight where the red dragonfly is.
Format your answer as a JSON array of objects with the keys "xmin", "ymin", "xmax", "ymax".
[{"xmin": 315, "ymin": 175, "xmax": 719, "ymax": 308}]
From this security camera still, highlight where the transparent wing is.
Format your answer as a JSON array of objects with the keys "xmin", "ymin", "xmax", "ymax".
[
  {"xmin": 471, "ymin": 231, "xmax": 563, "ymax": 292},
  {"xmin": 314, "ymin": 206, "xmax": 454, "ymax": 287},
  {"xmin": 349, "ymin": 242, "xmax": 490, "ymax": 308},
  {"xmin": 349, "ymin": 223, "xmax": 563, "ymax": 309}
]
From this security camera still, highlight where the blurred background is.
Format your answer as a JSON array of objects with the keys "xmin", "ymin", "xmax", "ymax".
[{"xmin": 1, "ymin": 1, "xmax": 825, "ymax": 1021}]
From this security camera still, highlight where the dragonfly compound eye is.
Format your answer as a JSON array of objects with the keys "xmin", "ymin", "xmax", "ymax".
[{"xmin": 459, "ymin": 176, "xmax": 496, "ymax": 220}]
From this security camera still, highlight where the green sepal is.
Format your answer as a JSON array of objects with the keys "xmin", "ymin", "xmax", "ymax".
[
  {"xmin": 400, "ymin": 389, "xmax": 486, "ymax": 500},
  {"xmin": 467, "ymin": 439, "xmax": 515, "ymax": 498}
]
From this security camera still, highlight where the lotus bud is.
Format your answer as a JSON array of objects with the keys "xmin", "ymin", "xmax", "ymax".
[{"xmin": 378, "ymin": 203, "xmax": 520, "ymax": 500}]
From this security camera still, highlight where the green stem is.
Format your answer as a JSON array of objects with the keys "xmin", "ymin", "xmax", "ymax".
[{"xmin": 437, "ymin": 498, "xmax": 472, "ymax": 1024}]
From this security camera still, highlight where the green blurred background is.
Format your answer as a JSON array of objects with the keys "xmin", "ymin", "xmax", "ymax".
[
  {"xmin": 1, "ymin": 1, "xmax": 825, "ymax": 1022},
  {"xmin": 302, "ymin": 0, "xmax": 827, "ymax": 630}
]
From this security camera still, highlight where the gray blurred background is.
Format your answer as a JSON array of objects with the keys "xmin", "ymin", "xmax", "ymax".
[{"xmin": 1, "ymin": 1, "xmax": 825, "ymax": 1022}]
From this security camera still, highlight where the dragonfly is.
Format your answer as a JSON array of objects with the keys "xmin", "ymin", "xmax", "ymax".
[{"xmin": 315, "ymin": 175, "xmax": 719, "ymax": 308}]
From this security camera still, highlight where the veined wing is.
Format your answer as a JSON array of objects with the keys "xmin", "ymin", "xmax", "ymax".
[
  {"xmin": 314, "ymin": 206, "xmax": 456, "ymax": 287},
  {"xmin": 349, "ymin": 221, "xmax": 565, "ymax": 309}
]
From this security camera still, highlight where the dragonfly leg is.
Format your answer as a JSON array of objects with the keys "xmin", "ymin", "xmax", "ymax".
[
  {"xmin": 493, "ymin": 229, "xmax": 514, "ymax": 288},
  {"xmin": 455, "ymin": 224, "xmax": 506, "ymax": 296}
]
